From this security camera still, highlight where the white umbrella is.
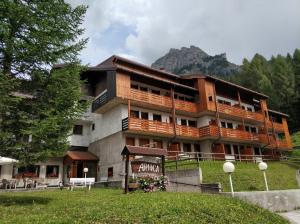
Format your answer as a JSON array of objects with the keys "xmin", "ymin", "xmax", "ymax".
[{"xmin": 0, "ymin": 156, "xmax": 18, "ymax": 165}]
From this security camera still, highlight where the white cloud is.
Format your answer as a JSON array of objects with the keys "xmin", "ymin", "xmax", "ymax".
[{"xmin": 68, "ymin": 0, "xmax": 300, "ymax": 65}]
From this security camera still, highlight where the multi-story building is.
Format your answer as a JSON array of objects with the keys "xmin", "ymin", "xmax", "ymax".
[
  {"xmin": 78, "ymin": 55, "xmax": 292, "ymax": 183},
  {"xmin": 0, "ymin": 55, "xmax": 293, "ymax": 186}
]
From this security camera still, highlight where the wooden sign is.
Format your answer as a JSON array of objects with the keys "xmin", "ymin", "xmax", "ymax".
[{"xmin": 131, "ymin": 161, "xmax": 160, "ymax": 174}]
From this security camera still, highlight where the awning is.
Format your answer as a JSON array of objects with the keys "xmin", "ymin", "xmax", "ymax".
[
  {"xmin": 65, "ymin": 151, "xmax": 98, "ymax": 161},
  {"xmin": 0, "ymin": 156, "xmax": 18, "ymax": 165},
  {"xmin": 121, "ymin": 145, "xmax": 167, "ymax": 157}
]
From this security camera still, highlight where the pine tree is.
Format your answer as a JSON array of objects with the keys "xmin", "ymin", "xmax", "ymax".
[{"xmin": 0, "ymin": 0, "xmax": 88, "ymax": 165}]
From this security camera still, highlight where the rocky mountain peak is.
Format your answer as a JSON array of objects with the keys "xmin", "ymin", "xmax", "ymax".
[{"xmin": 151, "ymin": 46, "xmax": 239, "ymax": 77}]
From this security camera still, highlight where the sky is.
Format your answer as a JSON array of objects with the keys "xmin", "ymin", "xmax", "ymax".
[{"xmin": 68, "ymin": 0, "xmax": 300, "ymax": 66}]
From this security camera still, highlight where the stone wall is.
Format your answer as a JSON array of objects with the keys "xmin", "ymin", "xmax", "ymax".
[{"xmin": 226, "ymin": 189, "xmax": 300, "ymax": 212}]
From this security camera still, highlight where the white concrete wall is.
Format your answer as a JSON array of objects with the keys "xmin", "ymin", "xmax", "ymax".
[
  {"xmin": 197, "ymin": 116, "xmax": 213, "ymax": 127},
  {"xmin": 91, "ymin": 104, "xmax": 127, "ymax": 142},
  {"xmin": 68, "ymin": 122, "xmax": 91, "ymax": 147}
]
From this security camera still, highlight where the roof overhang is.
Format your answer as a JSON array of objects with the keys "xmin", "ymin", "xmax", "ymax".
[{"xmin": 121, "ymin": 145, "xmax": 167, "ymax": 157}]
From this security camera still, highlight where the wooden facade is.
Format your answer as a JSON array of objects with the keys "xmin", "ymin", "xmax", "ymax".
[{"xmin": 90, "ymin": 55, "xmax": 293, "ymax": 159}]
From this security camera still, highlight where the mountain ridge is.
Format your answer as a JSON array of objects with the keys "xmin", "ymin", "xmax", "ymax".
[{"xmin": 151, "ymin": 46, "xmax": 240, "ymax": 77}]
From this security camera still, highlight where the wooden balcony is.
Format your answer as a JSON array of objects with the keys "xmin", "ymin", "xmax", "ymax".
[
  {"xmin": 129, "ymin": 89, "xmax": 198, "ymax": 113},
  {"xmin": 217, "ymin": 103, "xmax": 264, "ymax": 122},
  {"xmin": 199, "ymin": 125, "xmax": 260, "ymax": 142},
  {"xmin": 122, "ymin": 117, "xmax": 199, "ymax": 139},
  {"xmin": 267, "ymin": 120, "xmax": 284, "ymax": 131}
]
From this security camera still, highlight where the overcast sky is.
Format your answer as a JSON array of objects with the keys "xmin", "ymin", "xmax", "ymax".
[{"xmin": 68, "ymin": 0, "xmax": 300, "ymax": 66}]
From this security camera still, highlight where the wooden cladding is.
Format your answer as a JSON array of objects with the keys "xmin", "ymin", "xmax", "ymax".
[
  {"xmin": 121, "ymin": 87, "xmax": 198, "ymax": 113},
  {"xmin": 127, "ymin": 117, "xmax": 199, "ymax": 139},
  {"xmin": 266, "ymin": 120, "xmax": 284, "ymax": 131},
  {"xmin": 217, "ymin": 103, "xmax": 264, "ymax": 122}
]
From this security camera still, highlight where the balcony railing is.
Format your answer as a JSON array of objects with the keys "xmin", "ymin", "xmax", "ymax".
[
  {"xmin": 123, "ymin": 117, "xmax": 199, "ymax": 138},
  {"xmin": 217, "ymin": 103, "xmax": 264, "ymax": 122},
  {"xmin": 199, "ymin": 125, "xmax": 260, "ymax": 142},
  {"xmin": 92, "ymin": 91, "xmax": 108, "ymax": 112},
  {"xmin": 129, "ymin": 89, "xmax": 198, "ymax": 113}
]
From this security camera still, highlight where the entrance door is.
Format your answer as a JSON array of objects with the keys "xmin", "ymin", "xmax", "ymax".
[
  {"xmin": 76, "ymin": 161, "xmax": 84, "ymax": 178},
  {"xmin": 168, "ymin": 142, "xmax": 180, "ymax": 158}
]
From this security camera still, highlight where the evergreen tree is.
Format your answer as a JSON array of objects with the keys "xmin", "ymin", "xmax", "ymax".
[{"xmin": 0, "ymin": 0, "xmax": 88, "ymax": 165}]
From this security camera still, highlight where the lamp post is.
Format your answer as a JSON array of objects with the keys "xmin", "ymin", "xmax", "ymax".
[
  {"xmin": 258, "ymin": 162, "xmax": 269, "ymax": 191},
  {"xmin": 83, "ymin": 167, "xmax": 88, "ymax": 186},
  {"xmin": 223, "ymin": 162, "xmax": 235, "ymax": 197}
]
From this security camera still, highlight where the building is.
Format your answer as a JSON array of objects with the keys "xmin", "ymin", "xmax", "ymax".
[{"xmin": 0, "ymin": 55, "xmax": 293, "ymax": 186}]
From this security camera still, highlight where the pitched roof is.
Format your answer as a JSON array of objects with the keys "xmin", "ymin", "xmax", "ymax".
[
  {"xmin": 65, "ymin": 151, "xmax": 98, "ymax": 161},
  {"xmin": 121, "ymin": 145, "xmax": 167, "ymax": 157},
  {"xmin": 268, "ymin": 109, "xmax": 289, "ymax": 117}
]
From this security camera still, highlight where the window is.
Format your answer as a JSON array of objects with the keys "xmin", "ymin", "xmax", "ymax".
[
  {"xmin": 108, "ymin": 167, "xmax": 113, "ymax": 177},
  {"xmin": 141, "ymin": 112, "xmax": 149, "ymax": 120},
  {"xmin": 277, "ymin": 133, "xmax": 286, "ymax": 140},
  {"xmin": 126, "ymin": 137, "xmax": 135, "ymax": 146},
  {"xmin": 153, "ymin": 114, "xmax": 162, "ymax": 122},
  {"xmin": 254, "ymin": 147, "xmax": 261, "ymax": 155},
  {"xmin": 247, "ymin": 107, "xmax": 253, "ymax": 112},
  {"xmin": 242, "ymin": 105, "xmax": 246, "ymax": 110},
  {"xmin": 46, "ymin": 165, "xmax": 59, "ymax": 178},
  {"xmin": 154, "ymin": 140, "xmax": 163, "ymax": 149},
  {"xmin": 224, "ymin": 144, "xmax": 232, "ymax": 155},
  {"xmin": 130, "ymin": 110, "xmax": 139, "ymax": 118},
  {"xmin": 181, "ymin": 119, "xmax": 187, "ymax": 126},
  {"xmin": 250, "ymin": 127, "xmax": 257, "ymax": 133},
  {"xmin": 183, "ymin": 143, "xmax": 191, "ymax": 152},
  {"xmin": 140, "ymin": 86, "xmax": 148, "ymax": 92},
  {"xmin": 13, "ymin": 165, "xmax": 40, "ymax": 178},
  {"xmin": 92, "ymin": 123, "xmax": 95, "ymax": 131},
  {"xmin": 227, "ymin": 123, "xmax": 233, "ymax": 129},
  {"xmin": 221, "ymin": 121, "xmax": 226, "ymax": 128},
  {"xmin": 73, "ymin": 125, "xmax": 83, "ymax": 135},
  {"xmin": 208, "ymin": 96, "xmax": 213, "ymax": 101},
  {"xmin": 245, "ymin": 126, "xmax": 250, "ymax": 132},
  {"xmin": 169, "ymin": 116, "xmax": 173, "ymax": 123},
  {"xmin": 194, "ymin": 144, "xmax": 201, "ymax": 153},
  {"xmin": 188, "ymin": 120, "xmax": 197, "ymax": 127},
  {"xmin": 131, "ymin": 84, "xmax": 138, "ymax": 89},
  {"xmin": 151, "ymin": 89, "xmax": 160, "ymax": 95},
  {"xmin": 186, "ymin": 97, "xmax": 194, "ymax": 103},
  {"xmin": 179, "ymin": 96, "xmax": 185, "ymax": 101},
  {"xmin": 139, "ymin": 138, "xmax": 149, "ymax": 146}
]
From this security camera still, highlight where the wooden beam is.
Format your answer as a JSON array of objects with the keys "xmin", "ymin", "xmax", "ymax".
[
  {"xmin": 124, "ymin": 154, "xmax": 129, "ymax": 194},
  {"xmin": 170, "ymin": 87, "xmax": 177, "ymax": 136}
]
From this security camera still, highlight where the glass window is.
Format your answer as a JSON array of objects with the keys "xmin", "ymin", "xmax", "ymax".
[
  {"xmin": 151, "ymin": 89, "xmax": 160, "ymax": 95},
  {"xmin": 153, "ymin": 114, "xmax": 162, "ymax": 122},
  {"xmin": 46, "ymin": 165, "xmax": 59, "ymax": 178},
  {"xmin": 73, "ymin": 125, "xmax": 83, "ymax": 135},
  {"xmin": 221, "ymin": 121, "xmax": 226, "ymax": 128},
  {"xmin": 181, "ymin": 119, "xmax": 187, "ymax": 126},
  {"xmin": 141, "ymin": 112, "xmax": 149, "ymax": 120},
  {"xmin": 227, "ymin": 123, "xmax": 233, "ymax": 129},
  {"xmin": 92, "ymin": 123, "xmax": 95, "ymax": 131},
  {"xmin": 131, "ymin": 84, "xmax": 138, "ymax": 89},
  {"xmin": 140, "ymin": 86, "xmax": 148, "ymax": 92},
  {"xmin": 224, "ymin": 144, "xmax": 231, "ymax": 154},
  {"xmin": 13, "ymin": 165, "xmax": 40, "ymax": 178},
  {"xmin": 208, "ymin": 96, "xmax": 213, "ymax": 101},
  {"xmin": 183, "ymin": 143, "xmax": 191, "ymax": 152},
  {"xmin": 130, "ymin": 110, "xmax": 139, "ymax": 118},
  {"xmin": 188, "ymin": 120, "xmax": 197, "ymax": 127},
  {"xmin": 250, "ymin": 127, "xmax": 257, "ymax": 133}
]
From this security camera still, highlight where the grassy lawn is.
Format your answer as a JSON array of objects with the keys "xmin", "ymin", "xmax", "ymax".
[
  {"xmin": 166, "ymin": 160, "xmax": 300, "ymax": 192},
  {"xmin": 0, "ymin": 188, "xmax": 288, "ymax": 224}
]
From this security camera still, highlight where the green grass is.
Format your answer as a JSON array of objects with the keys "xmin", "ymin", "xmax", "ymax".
[
  {"xmin": 166, "ymin": 160, "xmax": 300, "ymax": 192},
  {"xmin": 0, "ymin": 189, "xmax": 288, "ymax": 224},
  {"xmin": 292, "ymin": 131, "xmax": 300, "ymax": 147}
]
